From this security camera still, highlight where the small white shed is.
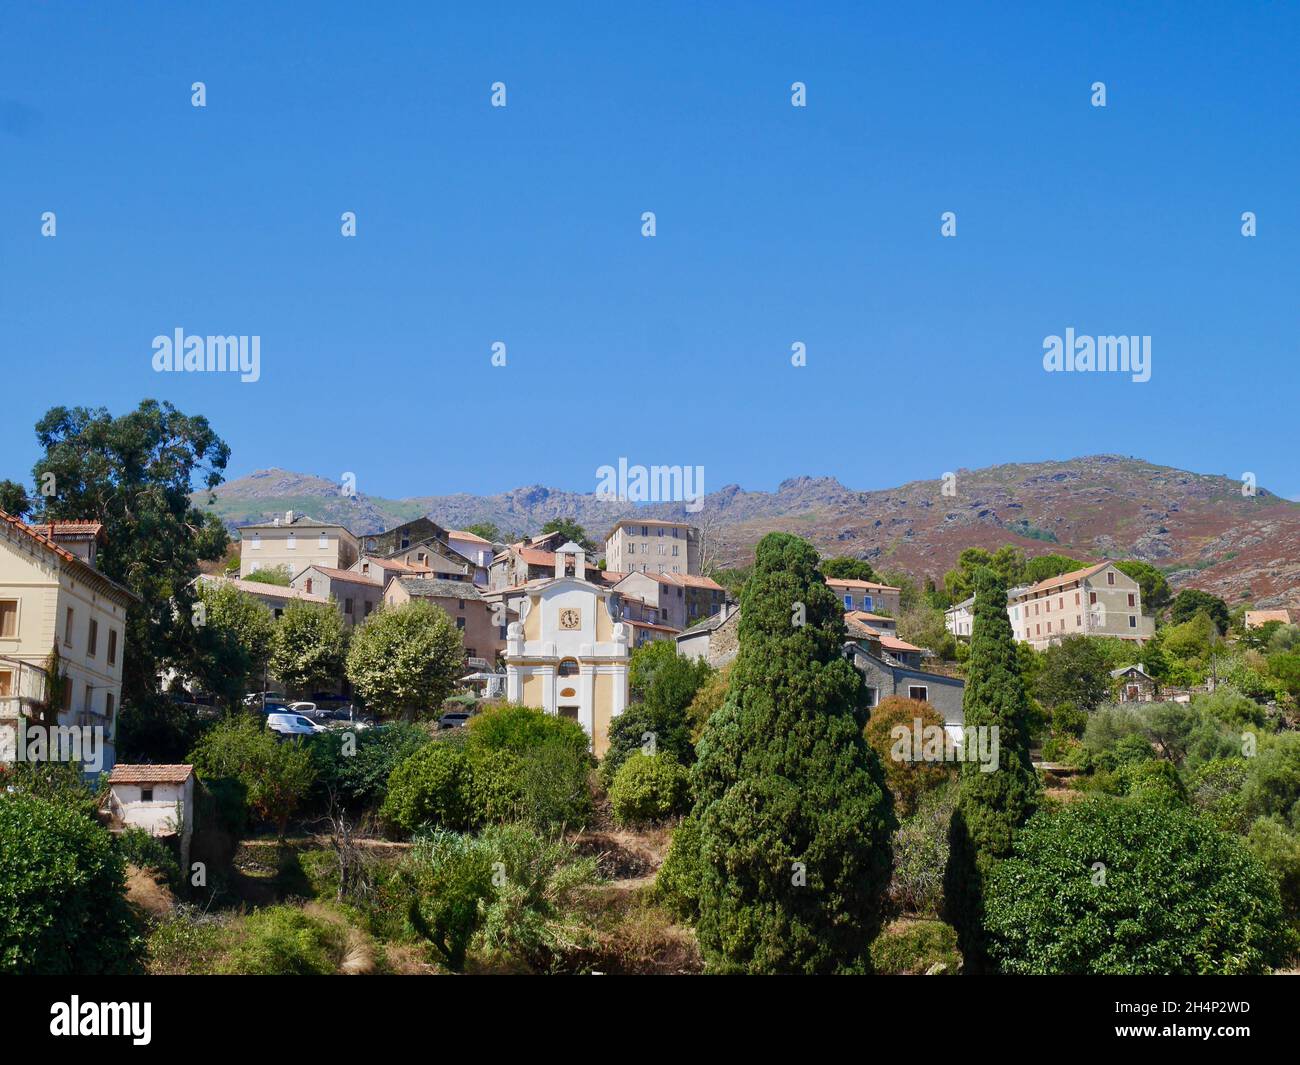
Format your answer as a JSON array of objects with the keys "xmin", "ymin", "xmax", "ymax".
[{"xmin": 105, "ymin": 764, "xmax": 195, "ymax": 873}]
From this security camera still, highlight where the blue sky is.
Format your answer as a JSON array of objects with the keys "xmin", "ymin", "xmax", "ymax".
[{"xmin": 2, "ymin": 1, "xmax": 1297, "ymax": 501}]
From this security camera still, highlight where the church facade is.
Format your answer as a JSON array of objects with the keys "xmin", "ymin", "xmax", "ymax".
[{"xmin": 504, "ymin": 543, "xmax": 629, "ymax": 756}]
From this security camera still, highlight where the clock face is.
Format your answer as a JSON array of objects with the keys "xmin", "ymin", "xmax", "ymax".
[{"xmin": 559, "ymin": 608, "xmax": 582, "ymax": 630}]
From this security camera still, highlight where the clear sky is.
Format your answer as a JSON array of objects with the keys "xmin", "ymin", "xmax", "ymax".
[{"xmin": 2, "ymin": 1, "xmax": 1297, "ymax": 501}]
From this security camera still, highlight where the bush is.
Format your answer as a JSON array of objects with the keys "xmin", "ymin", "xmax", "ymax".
[
  {"xmin": 220, "ymin": 905, "xmax": 347, "ymax": 975},
  {"xmin": 310, "ymin": 722, "xmax": 431, "ymax": 812},
  {"xmin": 475, "ymin": 822, "xmax": 601, "ymax": 971},
  {"xmin": 381, "ymin": 743, "xmax": 474, "ymax": 835},
  {"xmin": 655, "ymin": 816, "xmax": 705, "ymax": 924},
  {"xmin": 115, "ymin": 826, "xmax": 182, "ymax": 889},
  {"xmin": 984, "ymin": 798, "xmax": 1294, "ymax": 974},
  {"xmin": 602, "ymin": 653, "xmax": 712, "ymax": 786},
  {"xmin": 888, "ymin": 780, "xmax": 958, "ymax": 916},
  {"xmin": 1188, "ymin": 758, "xmax": 1251, "ymax": 833},
  {"xmin": 609, "ymin": 752, "xmax": 690, "ymax": 826},
  {"xmin": 869, "ymin": 919, "xmax": 961, "ymax": 975},
  {"xmin": 1116, "ymin": 758, "xmax": 1188, "ymax": 806},
  {"xmin": 468, "ymin": 748, "xmax": 528, "ymax": 823},
  {"xmin": 1246, "ymin": 817, "xmax": 1300, "ymax": 921},
  {"xmin": 0, "ymin": 792, "xmax": 142, "ymax": 974},
  {"xmin": 399, "ymin": 830, "xmax": 495, "ymax": 972},
  {"xmin": 863, "ymin": 695, "xmax": 956, "ymax": 818},
  {"xmin": 467, "ymin": 702, "xmax": 591, "ymax": 763}
]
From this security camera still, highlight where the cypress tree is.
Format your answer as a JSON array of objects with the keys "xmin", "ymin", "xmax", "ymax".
[
  {"xmin": 944, "ymin": 565, "xmax": 1039, "ymax": 969},
  {"xmin": 676, "ymin": 532, "xmax": 894, "ymax": 973}
]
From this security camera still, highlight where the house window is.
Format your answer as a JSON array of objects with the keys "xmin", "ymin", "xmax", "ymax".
[
  {"xmin": 87, "ymin": 618, "xmax": 98, "ymax": 657},
  {"xmin": 558, "ymin": 658, "xmax": 579, "ymax": 678},
  {"xmin": 1045, "ymin": 600, "xmax": 1051, "ymax": 613},
  {"xmin": 908, "ymin": 685, "xmax": 929, "ymax": 701},
  {"xmin": 864, "ymin": 686, "xmax": 879, "ymax": 708},
  {"xmin": 1058, "ymin": 597, "xmax": 1064, "ymax": 609},
  {"xmin": 344, "ymin": 597, "xmax": 354, "ymax": 615},
  {"xmin": 287, "ymin": 534, "xmax": 296, "ymax": 550},
  {"xmin": 628, "ymin": 543, "xmax": 635, "ymax": 555},
  {"xmin": 0, "ymin": 600, "xmax": 16, "ymax": 637},
  {"xmin": 1129, "ymin": 615, "xmax": 1137, "ymax": 628},
  {"xmin": 106, "ymin": 692, "xmax": 114, "ymax": 721},
  {"xmin": 250, "ymin": 533, "xmax": 261, "ymax": 550},
  {"xmin": 0, "ymin": 669, "xmax": 12, "ymax": 696},
  {"xmin": 365, "ymin": 602, "xmax": 373, "ymax": 616},
  {"xmin": 1128, "ymin": 593, "xmax": 1136, "ymax": 607},
  {"xmin": 1075, "ymin": 592, "xmax": 1080, "ymax": 605},
  {"xmin": 362, "ymin": 562, "xmax": 370, "ymax": 574},
  {"xmin": 1089, "ymin": 592, "xmax": 1097, "ymax": 605},
  {"xmin": 458, "ymin": 599, "xmax": 466, "ymax": 609},
  {"xmin": 84, "ymin": 684, "xmax": 93, "ymax": 714},
  {"xmin": 107, "ymin": 629, "xmax": 118, "ymax": 666},
  {"xmin": 1076, "ymin": 615, "xmax": 1082, "ymax": 626},
  {"xmin": 1036, "ymin": 624, "xmax": 1041, "ymax": 635},
  {"xmin": 862, "ymin": 595, "xmax": 873, "ymax": 611},
  {"xmin": 641, "ymin": 526, "xmax": 648, "ymax": 536},
  {"xmin": 672, "ymin": 544, "xmax": 679, "ymax": 556},
  {"xmin": 141, "ymin": 788, "xmax": 153, "ymax": 802},
  {"xmin": 65, "ymin": 607, "xmax": 74, "ymax": 647},
  {"xmin": 1047, "ymin": 621, "xmax": 1052, "ymax": 631},
  {"xmin": 401, "ymin": 537, "xmax": 411, "ymax": 549},
  {"xmin": 843, "ymin": 594, "xmax": 853, "ymax": 609},
  {"xmin": 657, "ymin": 527, "xmax": 664, "ymax": 537},
  {"xmin": 305, "ymin": 578, "xmax": 313, "ymax": 594},
  {"xmin": 456, "ymin": 617, "xmax": 465, "ymax": 630}
]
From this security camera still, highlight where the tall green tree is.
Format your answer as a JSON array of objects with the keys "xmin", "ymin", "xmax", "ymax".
[
  {"xmin": 1170, "ymin": 588, "xmax": 1230, "ymax": 634},
  {"xmin": 1114, "ymin": 559, "xmax": 1171, "ymax": 613},
  {"xmin": 346, "ymin": 600, "xmax": 465, "ymax": 719},
  {"xmin": 0, "ymin": 479, "xmax": 31, "ymax": 519},
  {"xmin": 30, "ymin": 401, "xmax": 230, "ymax": 708},
  {"xmin": 944, "ymin": 546, "xmax": 1026, "ymax": 602},
  {"xmin": 668, "ymin": 532, "xmax": 894, "ymax": 973},
  {"xmin": 1023, "ymin": 553, "xmax": 1087, "ymax": 584},
  {"xmin": 190, "ymin": 581, "xmax": 277, "ymax": 709},
  {"xmin": 538, "ymin": 518, "xmax": 594, "ymax": 552},
  {"xmin": 270, "ymin": 600, "xmax": 347, "ymax": 697},
  {"xmin": 819, "ymin": 557, "xmax": 875, "ymax": 581},
  {"xmin": 1034, "ymin": 633, "xmax": 1112, "ymax": 711},
  {"xmin": 944, "ymin": 566, "xmax": 1039, "ymax": 970}
]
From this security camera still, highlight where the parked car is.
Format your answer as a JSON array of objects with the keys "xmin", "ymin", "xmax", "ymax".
[
  {"xmin": 438, "ymin": 711, "xmax": 472, "ymax": 730},
  {"xmin": 245, "ymin": 691, "xmax": 287, "ymax": 708},
  {"xmin": 266, "ymin": 713, "xmax": 327, "ymax": 737},
  {"xmin": 287, "ymin": 701, "xmax": 318, "ymax": 716}
]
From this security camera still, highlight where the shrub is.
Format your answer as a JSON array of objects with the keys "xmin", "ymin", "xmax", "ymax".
[
  {"xmin": 869, "ymin": 919, "xmax": 961, "ymax": 975},
  {"xmin": 1246, "ymin": 817, "xmax": 1300, "ymax": 921},
  {"xmin": 1116, "ymin": 758, "xmax": 1188, "ymax": 807},
  {"xmin": 889, "ymin": 780, "xmax": 958, "ymax": 916},
  {"xmin": 115, "ymin": 826, "xmax": 182, "ymax": 889},
  {"xmin": 602, "ymin": 653, "xmax": 711, "ymax": 786},
  {"xmin": 381, "ymin": 743, "xmax": 474, "ymax": 835},
  {"xmin": 1239, "ymin": 732, "xmax": 1300, "ymax": 824},
  {"xmin": 220, "ymin": 905, "xmax": 347, "ymax": 975},
  {"xmin": 468, "ymin": 748, "xmax": 528, "ymax": 823},
  {"xmin": 609, "ymin": 751, "xmax": 690, "ymax": 826},
  {"xmin": 863, "ymin": 695, "xmax": 956, "ymax": 818},
  {"xmin": 1188, "ymin": 758, "xmax": 1251, "ymax": 833},
  {"xmin": 310, "ymin": 721, "xmax": 431, "ymax": 812},
  {"xmin": 466, "ymin": 702, "xmax": 591, "ymax": 763},
  {"xmin": 399, "ymin": 830, "xmax": 495, "ymax": 972},
  {"xmin": 0, "ymin": 792, "xmax": 142, "ymax": 974},
  {"xmin": 685, "ymin": 662, "xmax": 732, "ymax": 741},
  {"xmin": 655, "ymin": 815, "xmax": 705, "ymax": 924},
  {"xmin": 983, "ymin": 798, "xmax": 1294, "ymax": 974},
  {"xmin": 475, "ymin": 822, "xmax": 601, "ymax": 971}
]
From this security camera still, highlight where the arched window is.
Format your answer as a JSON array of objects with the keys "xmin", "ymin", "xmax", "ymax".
[{"xmin": 558, "ymin": 658, "xmax": 579, "ymax": 678}]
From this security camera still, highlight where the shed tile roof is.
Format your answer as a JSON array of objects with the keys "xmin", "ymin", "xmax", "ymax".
[
  {"xmin": 397, "ymin": 577, "xmax": 484, "ymax": 600},
  {"xmin": 109, "ymin": 764, "xmax": 194, "ymax": 784}
]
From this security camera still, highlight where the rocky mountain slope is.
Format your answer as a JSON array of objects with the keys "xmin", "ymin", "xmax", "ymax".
[{"xmin": 198, "ymin": 456, "xmax": 1300, "ymax": 607}]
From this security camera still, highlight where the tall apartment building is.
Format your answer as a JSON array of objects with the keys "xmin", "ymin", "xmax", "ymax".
[
  {"xmin": 825, "ymin": 578, "xmax": 902, "ymax": 618},
  {"xmin": 1007, "ymin": 561, "xmax": 1155, "ymax": 650},
  {"xmin": 603, "ymin": 519, "xmax": 699, "ymax": 576},
  {"xmin": 238, "ymin": 511, "xmax": 359, "ymax": 579}
]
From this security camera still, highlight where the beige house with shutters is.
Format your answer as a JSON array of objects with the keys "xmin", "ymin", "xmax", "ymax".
[
  {"xmin": 1007, "ymin": 561, "xmax": 1155, "ymax": 650},
  {"xmin": 0, "ymin": 513, "xmax": 137, "ymax": 773},
  {"xmin": 603, "ymin": 519, "xmax": 699, "ymax": 576},
  {"xmin": 238, "ymin": 511, "xmax": 359, "ymax": 579}
]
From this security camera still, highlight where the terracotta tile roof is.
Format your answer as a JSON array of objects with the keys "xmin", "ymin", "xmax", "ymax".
[
  {"xmin": 205, "ymin": 576, "xmax": 329, "ymax": 604},
  {"xmin": 0, "ymin": 509, "xmax": 139, "ymax": 604},
  {"xmin": 1246, "ymin": 609, "xmax": 1293, "ymax": 627},
  {"xmin": 297, "ymin": 565, "xmax": 382, "ymax": 586},
  {"xmin": 845, "ymin": 610, "xmax": 894, "ymax": 623},
  {"xmin": 878, "ymin": 634, "xmax": 923, "ymax": 653},
  {"xmin": 1019, "ymin": 562, "xmax": 1110, "ymax": 597},
  {"xmin": 517, "ymin": 548, "xmax": 557, "ymax": 567},
  {"xmin": 28, "ymin": 520, "xmax": 106, "ymax": 541},
  {"xmin": 448, "ymin": 529, "xmax": 493, "ymax": 545},
  {"xmin": 615, "ymin": 571, "xmax": 723, "ymax": 591},
  {"xmin": 825, "ymin": 577, "xmax": 902, "ymax": 592},
  {"xmin": 109, "ymin": 764, "xmax": 194, "ymax": 785}
]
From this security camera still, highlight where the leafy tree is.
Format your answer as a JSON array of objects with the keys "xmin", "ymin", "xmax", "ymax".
[
  {"xmin": 983, "ymin": 799, "xmax": 1294, "ymax": 974},
  {"xmin": 0, "ymin": 792, "xmax": 143, "ymax": 974},
  {"xmin": 863, "ymin": 695, "xmax": 956, "ymax": 818},
  {"xmin": 191, "ymin": 581, "xmax": 276, "ymax": 709},
  {"xmin": 627, "ymin": 638, "xmax": 677, "ymax": 700},
  {"xmin": 673, "ymin": 532, "xmax": 894, "ymax": 973},
  {"xmin": 270, "ymin": 600, "xmax": 346, "ymax": 697},
  {"xmin": 1170, "ymin": 588, "xmax": 1230, "ymax": 634},
  {"xmin": 1114, "ymin": 560, "xmax": 1171, "ymax": 613},
  {"xmin": 896, "ymin": 604, "xmax": 958, "ymax": 660},
  {"xmin": 539, "ymin": 518, "xmax": 593, "ymax": 552},
  {"xmin": 943, "ymin": 546, "xmax": 1025, "ymax": 602},
  {"xmin": 1023, "ymin": 553, "xmax": 1087, "ymax": 584},
  {"xmin": 1034, "ymin": 634, "xmax": 1113, "ymax": 711},
  {"xmin": 0, "ymin": 479, "xmax": 31, "ymax": 518},
  {"xmin": 308, "ymin": 722, "xmax": 431, "ymax": 812},
  {"xmin": 461, "ymin": 521, "xmax": 503, "ymax": 543},
  {"xmin": 603, "ymin": 652, "xmax": 711, "ymax": 784},
  {"xmin": 188, "ymin": 716, "xmax": 317, "ymax": 838},
  {"xmin": 944, "ymin": 567, "xmax": 1039, "ymax": 970},
  {"xmin": 29, "ymin": 400, "xmax": 230, "ymax": 710},
  {"xmin": 819, "ymin": 557, "xmax": 875, "ymax": 581},
  {"xmin": 399, "ymin": 830, "xmax": 494, "ymax": 972},
  {"xmin": 346, "ymin": 600, "xmax": 465, "ymax": 720},
  {"xmin": 685, "ymin": 662, "xmax": 733, "ymax": 741}
]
